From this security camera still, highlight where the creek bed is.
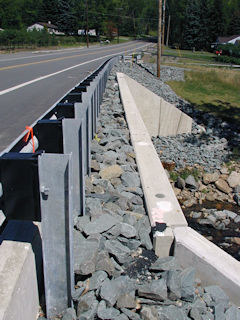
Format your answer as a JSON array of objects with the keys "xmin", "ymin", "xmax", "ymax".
[{"xmin": 182, "ymin": 200, "xmax": 240, "ymax": 261}]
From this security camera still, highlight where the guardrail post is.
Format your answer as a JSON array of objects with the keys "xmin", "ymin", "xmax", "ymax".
[
  {"xmin": 62, "ymin": 118, "xmax": 85, "ymax": 217},
  {"xmin": 38, "ymin": 152, "xmax": 74, "ymax": 318},
  {"xmin": 75, "ymin": 103, "xmax": 91, "ymax": 176}
]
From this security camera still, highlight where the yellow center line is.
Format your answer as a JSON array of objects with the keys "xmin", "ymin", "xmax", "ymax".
[{"xmin": 0, "ymin": 43, "xmax": 137, "ymax": 71}]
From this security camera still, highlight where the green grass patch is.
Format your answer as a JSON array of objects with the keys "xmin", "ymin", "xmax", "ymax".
[
  {"xmin": 166, "ymin": 68, "xmax": 240, "ymax": 126},
  {"xmin": 163, "ymin": 47, "xmax": 216, "ymax": 62}
]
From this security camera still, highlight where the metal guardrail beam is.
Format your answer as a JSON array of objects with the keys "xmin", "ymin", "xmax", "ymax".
[{"xmin": 0, "ymin": 55, "xmax": 120, "ymax": 318}]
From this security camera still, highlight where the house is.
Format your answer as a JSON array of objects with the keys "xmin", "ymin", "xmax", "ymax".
[
  {"xmin": 216, "ymin": 35, "xmax": 240, "ymax": 45},
  {"xmin": 78, "ymin": 29, "xmax": 96, "ymax": 36},
  {"xmin": 27, "ymin": 21, "xmax": 63, "ymax": 35}
]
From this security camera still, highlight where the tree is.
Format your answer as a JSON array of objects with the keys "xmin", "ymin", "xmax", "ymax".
[
  {"xmin": 198, "ymin": 0, "xmax": 212, "ymax": 49},
  {"xmin": 166, "ymin": 0, "xmax": 188, "ymax": 46},
  {"xmin": 183, "ymin": 0, "xmax": 201, "ymax": 50},
  {"xmin": 21, "ymin": 0, "xmax": 41, "ymax": 26},
  {"xmin": 0, "ymin": 0, "xmax": 24, "ymax": 29},
  {"xmin": 57, "ymin": 0, "xmax": 77, "ymax": 34},
  {"xmin": 210, "ymin": 0, "xmax": 227, "ymax": 41},
  {"xmin": 39, "ymin": 0, "xmax": 59, "ymax": 25},
  {"xmin": 226, "ymin": 0, "xmax": 240, "ymax": 35}
]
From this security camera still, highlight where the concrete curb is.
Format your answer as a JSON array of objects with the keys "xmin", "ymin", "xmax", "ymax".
[
  {"xmin": 119, "ymin": 73, "xmax": 192, "ymax": 137},
  {"xmin": 174, "ymin": 226, "xmax": 240, "ymax": 306},
  {"xmin": 117, "ymin": 72, "xmax": 187, "ymax": 257},
  {"xmin": 117, "ymin": 72, "xmax": 240, "ymax": 306}
]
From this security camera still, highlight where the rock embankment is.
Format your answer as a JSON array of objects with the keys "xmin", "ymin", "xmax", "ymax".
[{"xmin": 38, "ymin": 62, "xmax": 240, "ymax": 319}]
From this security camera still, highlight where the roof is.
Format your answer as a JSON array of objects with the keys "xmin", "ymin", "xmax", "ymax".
[
  {"xmin": 216, "ymin": 35, "xmax": 240, "ymax": 44},
  {"xmin": 31, "ymin": 22, "xmax": 58, "ymax": 29}
]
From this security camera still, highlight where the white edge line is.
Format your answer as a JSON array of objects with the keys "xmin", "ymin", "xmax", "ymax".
[{"xmin": 0, "ymin": 43, "xmax": 149, "ymax": 96}]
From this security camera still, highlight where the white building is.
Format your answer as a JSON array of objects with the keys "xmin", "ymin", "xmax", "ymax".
[{"xmin": 27, "ymin": 22, "xmax": 64, "ymax": 35}]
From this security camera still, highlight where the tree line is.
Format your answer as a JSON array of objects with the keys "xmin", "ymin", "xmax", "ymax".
[{"xmin": 0, "ymin": 0, "xmax": 240, "ymax": 50}]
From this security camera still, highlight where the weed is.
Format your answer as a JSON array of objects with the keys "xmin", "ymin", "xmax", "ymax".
[
  {"xmin": 179, "ymin": 168, "xmax": 199, "ymax": 181},
  {"xmin": 169, "ymin": 171, "xmax": 179, "ymax": 181}
]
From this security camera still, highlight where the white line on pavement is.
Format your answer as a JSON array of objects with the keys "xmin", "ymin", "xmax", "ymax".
[{"xmin": 0, "ymin": 43, "xmax": 148, "ymax": 96}]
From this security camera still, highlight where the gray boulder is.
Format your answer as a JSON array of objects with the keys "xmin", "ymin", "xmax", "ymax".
[
  {"xmin": 95, "ymin": 250, "xmax": 115, "ymax": 276},
  {"xmin": 140, "ymin": 306, "xmax": 158, "ymax": 320},
  {"xmin": 88, "ymin": 270, "xmax": 108, "ymax": 291},
  {"xmin": 77, "ymin": 291, "xmax": 97, "ymax": 315},
  {"xmin": 185, "ymin": 175, "xmax": 199, "ymax": 190},
  {"xmin": 116, "ymin": 293, "xmax": 137, "ymax": 309},
  {"xmin": 97, "ymin": 300, "xmax": 120, "ymax": 319},
  {"xmin": 120, "ymin": 308, "xmax": 141, "ymax": 320},
  {"xmin": 180, "ymin": 267, "xmax": 196, "ymax": 302},
  {"xmin": 82, "ymin": 213, "xmax": 118, "ymax": 235},
  {"xmin": 204, "ymin": 285, "xmax": 229, "ymax": 304},
  {"xmin": 108, "ymin": 222, "xmax": 137, "ymax": 238},
  {"xmin": 150, "ymin": 256, "xmax": 182, "ymax": 272},
  {"xmin": 157, "ymin": 305, "xmax": 187, "ymax": 320},
  {"xmin": 121, "ymin": 172, "xmax": 141, "ymax": 188},
  {"xmin": 138, "ymin": 278, "xmax": 168, "ymax": 301},
  {"xmin": 105, "ymin": 239, "xmax": 131, "ymax": 264},
  {"xmin": 225, "ymin": 305, "xmax": 240, "ymax": 320},
  {"xmin": 74, "ymin": 230, "xmax": 99, "ymax": 275},
  {"xmin": 100, "ymin": 276, "xmax": 136, "ymax": 307}
]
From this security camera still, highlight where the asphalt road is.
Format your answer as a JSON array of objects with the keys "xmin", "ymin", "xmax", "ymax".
[{"xmin": 0, "ymin": 40, "xmax": 149, "ymax": 153}]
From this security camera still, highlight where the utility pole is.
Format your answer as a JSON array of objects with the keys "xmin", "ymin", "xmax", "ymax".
[
  {"xmin": 86, "ymin": 0, "xmax": 89, "ymax": 48},
  {"xmin": 118, "ymin": 9, "xmax": 120, "ymax": 43},
  {"xmin": 157, "ymin": 0, "xmax": 162, "ymax": 78},
  {"xmin": 161, "ymin": 0, "xmax": 166, "ymax": 53},
  {"xmin": 166, "ymin": 15, "xmax": 171, "ymax": 47}
]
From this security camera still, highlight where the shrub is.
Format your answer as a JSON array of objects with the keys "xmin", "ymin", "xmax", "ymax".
[
  {"xmin": 217, "ymin": 43, "xmax": 240, "ymax": 58},
  {"xmin": 215, "ymin": 55, "xmax": 240, "ymax": 65},
  {"xmin": 0, "ymin": 29, "xmax": 78, "ymax": 49}
]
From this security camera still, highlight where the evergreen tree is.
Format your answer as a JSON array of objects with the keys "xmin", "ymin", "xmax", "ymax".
[
  {"xmin": 57, "ymin": 0, "xmax": 77, "ymax": 34},
  {"xmin": 198, "ymin": 0, "xmax": 212, "ymax": 49},
  {"xmin": 210, "ymin": 0, "xmax": 227, "ymax": 41},
  {"xmin": 21, "ymin": 0, "xmax": 41, "ymax": 26},
  {"xmin": 183, "ymin": 0, "xmax": 201, "ymax": 50},
  {"xmin": 228, "ymin": 9, "xmax": 240, "ymax": 34},
  {"xmin": 227, "ymin": 0, "xmax": 240, "ymax": 35},
  {"xmin": 0, "ymin": 0, "xmax": 24, "ymax": 29},
  {"xmin": 166, "ymin": 0, "xmax": 188, "ymax": 46},
  {"xmin": 39, "ymin": 0, "xmax": 59, "ymax": 25}
]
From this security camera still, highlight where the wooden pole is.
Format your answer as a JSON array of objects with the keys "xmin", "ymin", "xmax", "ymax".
[
  {"xmin": 157, "ymin": 0, "xmax": 162, "ymax": 78},
  {"xmin": 166, "ymin": 15, "xmax": 171, "ymax": 47},
  {"xmin": 161, "ymin": 0, "xmax": 166, "ymax": 54}
]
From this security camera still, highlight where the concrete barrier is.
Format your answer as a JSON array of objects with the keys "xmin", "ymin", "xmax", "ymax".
[
  {"xmin": 117, "ymin": 72, "xmax": 187, "ymax": 257},
  {"xmin": 174, "ymin": 227, "xmax": 240, "ymax": 306},
  {"xmin": 121, "ymin": 73, "xmax": 192, "ymax": 137},
  {"xmin": 0, "ymin": 221, "xmax": 42, "ymax": 320},
  {"xmin": 117, "ymin": 72, "xmax": 240, "ymax": 306}
]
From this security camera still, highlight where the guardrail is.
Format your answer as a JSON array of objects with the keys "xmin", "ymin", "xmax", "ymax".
[{"xmin": 0, "ymin": 55, "xmax": 120, "ymax": 318}]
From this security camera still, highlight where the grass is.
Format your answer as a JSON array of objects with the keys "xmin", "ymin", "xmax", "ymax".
[
  {"xmin": 166, "ymin": 67, "xmax": 240, "ymax": 127},
  {"xmin": 144, "ymin": 46, "xmax": 220, "ymax": 67},
  {"xmin": 163, "ymin": 47, "xmax": 215, "ymax": 62}
]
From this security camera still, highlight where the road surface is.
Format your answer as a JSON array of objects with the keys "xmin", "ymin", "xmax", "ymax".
[{"xmin": 0, "ymin": 40, "xmax": 149, "ymax": 152}]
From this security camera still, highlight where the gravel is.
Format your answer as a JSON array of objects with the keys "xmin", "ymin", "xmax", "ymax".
[{"xmin": 38, "ymin": 59, "xmax": 240, "ymax": 319}]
